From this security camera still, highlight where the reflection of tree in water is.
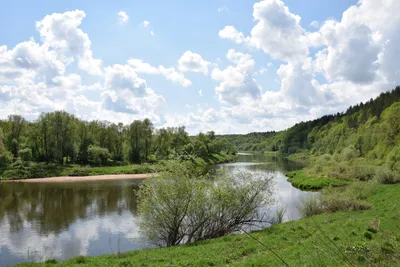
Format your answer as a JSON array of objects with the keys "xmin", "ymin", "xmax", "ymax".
[{"xmin": 0, "ymin": 181, "xmax": 139, "ymax": 235}]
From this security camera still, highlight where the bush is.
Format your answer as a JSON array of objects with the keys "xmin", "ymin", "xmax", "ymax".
[
  {"xmin": 322, "ymin": 182, "xmax": 374, "ymax": 212},
  {"xmin": 75, "ymin": 255, "xmax": 87, "ymax": 264},
  {"xmin": 0, "ymin": 151, "xmax": 13, "ymax": 167},
  {"xmin": 88, "ymin": 145, "xmax": 110, "ymax": 166},
  {"xmin": 18, "ymin": 148, "xmax": 33, "ymax": 162},
  {"xmin": 44, "ymin": 258, "xmax": 58, "ymax": 264},
  {"xmin": 69, "ymin": 168, "xmax": 90, "ymax": 177},
  {"xmin": 374, "ymin": 166, "xmax": 400, "ymax": 184},
  {"xmin": 341, "ymin": 145, "xmax": 359, "ymax": 161},
  {"xmin": 299, "ymin": 196, "xmax": 323, "ymax": 217},
  {"xmin": 138, "ymin": 162, "xmax": 274, "ymax": 247}
]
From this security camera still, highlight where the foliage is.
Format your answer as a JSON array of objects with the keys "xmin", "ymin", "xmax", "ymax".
[
  {"xmin": 18, "ymin": 148, "xmax": 33, "ymax": 162},
  {"xmin": 87, "ymin": 145, "xmax": 110, "ymax": 166},
  {"xmin": 299, "ymin": 195, "xmax": 324, "ymax": 217},
  {"xmin": 0, "ymin": 111, "xmax": 237, "ymax": 178},
  {"xmin": 300, "ymin": 181, "xmax": 375, "ymax": 217},
  {"xmin": 138, "ymin": 162, "xmax": 274, "ymax": 247}
]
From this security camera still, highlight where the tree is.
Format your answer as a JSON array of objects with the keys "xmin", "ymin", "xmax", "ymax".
[
  {"xmin": 0, "ymin": 128, "xmax": 12, "ymax": 167},
  {"xmin": 138, "ymin": 163, "xmax": 274, "ymax": 247},
  {"xmin": 142, "ymin": 118, "xmax": 153, "ymax": 161},
  {"xmin": 88, "ymin": 145, "xmax": 110, "ymax": 166},
  {"xmin": 127, "ymin": 120, "xmax": 144, "ymax": 163},
  {"xmin": 7, "ymin": 115, "xmax": 26, "ymax": 157},
  {"xmin": 19, "ymin": 148, "xmax": 33, "ymax": 162}
]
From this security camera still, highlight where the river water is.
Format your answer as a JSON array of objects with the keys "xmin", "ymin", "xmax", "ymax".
[{"xmin": 0, "ymin": 153, "xmax": 316, "ymax": 266}]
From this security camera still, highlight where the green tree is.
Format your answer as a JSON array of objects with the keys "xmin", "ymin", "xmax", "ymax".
[{"xmin": 138, "ymin": 164, "xmax": 274, "ymax": 247}]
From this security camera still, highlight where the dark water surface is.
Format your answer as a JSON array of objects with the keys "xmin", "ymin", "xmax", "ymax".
[{"xmin": 0, "ymin": 153, "xmax": 316, "ymax": 266}]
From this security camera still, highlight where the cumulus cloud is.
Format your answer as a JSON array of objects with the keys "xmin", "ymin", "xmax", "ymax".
[
  {"xmin": 212, "ymin": 49, "xmax": 260, "ymax": 105},
  {"xmin": 117, "ymin": 11, "xmax": 129, "ymax": 25},
  {"xmin": 219, "ymin": 0, "xmax": 309, "ymax": 62},
  {"xmin": 36, "ymin": 10, "xmax": 102, "ymax": 75},
  {"xmin": 218, "ymin": 26, "xmax": 246, "ymax": 44},
  {"xmin": 127, "ymin": 58, "xmax": 159, "ymax": 74},
  {"xmin": 159, "ymin": 66, "xmax": 192, "ymax": 87},
  {"xmin": 178, "ymin": 50, "xmax": 210, "ymax": 74}
]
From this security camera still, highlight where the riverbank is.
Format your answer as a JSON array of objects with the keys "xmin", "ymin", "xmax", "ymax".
[
  {"xmin": 15, "ymin": 182, "xmax": 400, "ymax": 266},
  {"xmin": 0, "ymin": 153, "xmax": 237, "ymax": 181},
  {"xmin": 3, "ymin": 173, "xmax": 153, "ymax": 183},
  {"xmin": 286, "ymin": 169, "xmax": 350, "ymax": 190}
]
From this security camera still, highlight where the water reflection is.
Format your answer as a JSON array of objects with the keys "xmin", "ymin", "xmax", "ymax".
[
  {"xmin": 218, "ymin": 153, "xmax": 317, "ymax": 222},
  {"xmin": 0, "ymin": 180, "xmax": 148, "ymax": 267},
  {"xmin": 0, "ymin": 154, "xmax": 316, "ymax": 266}
]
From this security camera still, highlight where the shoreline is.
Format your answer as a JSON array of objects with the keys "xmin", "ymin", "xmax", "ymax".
[{"xmin": 2, "ymin": 173, "xmax": 154, "ymax": 183}]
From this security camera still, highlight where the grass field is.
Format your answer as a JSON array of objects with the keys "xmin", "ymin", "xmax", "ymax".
[
  {"xmin": 15, "ymin": 183, "xmax": 400, "ymax": 266},
  {"xmin": 286, "ymin": 169, "xmax": 350, "ymax": 190}
]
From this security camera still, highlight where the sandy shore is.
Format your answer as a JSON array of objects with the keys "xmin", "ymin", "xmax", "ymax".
[{"xmin": 4, "ymin": 173, "xmax": 154, "ymax": 183}]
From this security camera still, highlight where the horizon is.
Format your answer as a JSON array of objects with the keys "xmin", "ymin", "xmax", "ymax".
[{"xmin": 1, "ymin": 0, "xmax": 400, "ymax": 135}]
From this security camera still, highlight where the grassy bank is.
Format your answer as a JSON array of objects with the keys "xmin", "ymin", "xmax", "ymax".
[
  {"xmin": 0, "ymin": 153, "xmax": 237, "ymax": 180},
  {"xmin": 286, "ymin": 169, "xmax": 350, "ymax": 190},
  {"xmin": 16, "ymin": 183, "xmax": 400, "ymax": 266}
]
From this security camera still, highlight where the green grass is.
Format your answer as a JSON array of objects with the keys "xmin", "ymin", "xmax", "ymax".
[
  {"xmin": 15, "ymin": 183, "xmax": 400, "ymax": 266},
  {"xmin": 286, "ymin": 170, "xmax": 350, "ymax": 190}
]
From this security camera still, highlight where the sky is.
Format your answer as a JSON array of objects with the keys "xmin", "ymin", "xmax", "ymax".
[{"xmin": 0, "ymin": 0, "xmax": 399, "ymax": 134}]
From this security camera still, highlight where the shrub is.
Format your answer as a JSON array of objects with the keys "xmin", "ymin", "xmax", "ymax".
[
  {"xmin": 299, "ymin": 196, "xmax": 323, "ymax": 217},
  {"xmin": 322, "ymin": 182, "xmax": 374, "ymax": 212},
  {"xmin": 341, "ymin": 145, "xmax": 359, "ymax": 161},
  {"xmin": 323, "ymin": 194, "xmax": 371, "ymax": 212},
  {"xmin": 374, "ymin": 166, "xmax": 399, "ymax": 184},
  {"xmin": 75, "ymin": 255, "xmax": 87, "ymax": 264},
  {"xmin": 364, "ymin": 231, "xmax": 373, "ymax": 240},
  {"xmin": 18, "ymin": 148, "xmax": 33, "ymax": 162},
  {"xmin": 138, "ymin": 162, "xmax": 274, "ymax": 247},
  {"xmin": 44, "ymin": 258, "xmax": 58, "ymax": 264},
  {"xmin": 88, "ymin": 145, "xmax": 110, "ymax": 166},
  {"xmin": 0, "ymin": 151, "xmax": 13, "ymax": 167},
  {"xmin": 69, "ymin": 168, "xmax": 90, "ymax": 177}
]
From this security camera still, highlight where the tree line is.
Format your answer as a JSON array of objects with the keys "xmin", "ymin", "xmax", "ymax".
[
  {"xmin": 0, "ymin": 112, "xmax": 236, "ymax": 168},
  {"xmin": 221, "ymin": 86, "xmax": 400, "ymax": 158}
]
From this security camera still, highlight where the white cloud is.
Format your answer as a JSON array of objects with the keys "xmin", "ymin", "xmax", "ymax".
[
  {"xmin": 142, "ymin": 20, "xmax": 150, "ymax": 28},
  {"xmin": 198, "ymin": 88, "xmax": 203, "ymax": 96},
  {"xmin": 218, "ymin": 26, "xmax": 246, "ymax": 44},
  {"xmin": 0, "ymin": 41, "xmax": 65, "ymax": 85},
  {"xmin": 178, "ymin": 50, "xmax": 210, "ymax": 74},
  {"xmin": 218, "ymin": 6, "xmax": 229, "ymax": 13},
  {"xmin": 36, "ymin": 10, "xmax": 102, "ymax": 75},
  {"xmin": 219, "ymin": 0, "xmax": 309, "ymax": 63},
  {"xmin": 212, "ymin": 49, "xmax": 260, "ymax": 105},
  {"xmin": 127, "ymin": 58, "xmax": 159, "ymax": 74},
  {"xmin": 257, "ymin": 67, "xmax": 268, "ymax": 75},
  {"xmin": 159, "ymin": 66, "xmax": 192, "ymax": 87},
  {"xmin": 117, "ymin": 11, "xmax": 129, "ymax": 25},
  {"xmin": 310, "ymin": 20, "xmax": 319, "ymax": 29}
]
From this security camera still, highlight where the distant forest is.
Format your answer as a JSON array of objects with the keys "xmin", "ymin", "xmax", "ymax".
[
  {"xmin": 0, "ymin": 114, "xmax": 236, "ymax": 168},
  {"xmin": 220, "ymin": 86, "xmax": 400, "ymax": 160}
]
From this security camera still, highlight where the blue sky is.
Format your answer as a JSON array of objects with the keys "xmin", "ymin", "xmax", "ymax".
[{"xmin": 0, "ymin": 0, "xmax": 399, "ymax": 134}]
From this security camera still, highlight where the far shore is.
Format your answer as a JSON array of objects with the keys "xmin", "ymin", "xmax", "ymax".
[{"xmin": 2, "ymin": 173, "xmax": 154, "ymax": 183}]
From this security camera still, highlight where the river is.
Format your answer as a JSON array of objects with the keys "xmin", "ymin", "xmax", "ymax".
[{"xmin": 0, "ymin": 153, "xmax": 316, "ymax": 266}]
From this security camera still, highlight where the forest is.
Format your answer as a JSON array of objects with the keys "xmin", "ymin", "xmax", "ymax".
[
  {"xmin": 221, "ymin": 86, "xmax": 400, "ymax": 188},
  {"xmin": 0, "ymin": 113, "xmax": 236, "ymax": 179},
  {"xmin": 221, "ymin": 86, "xmax": 400, "ymax": 157}
]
